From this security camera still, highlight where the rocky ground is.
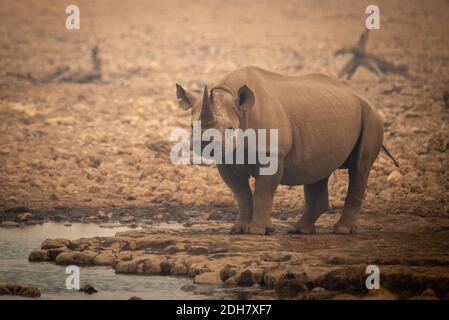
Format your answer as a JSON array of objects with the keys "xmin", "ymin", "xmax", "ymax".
[
  {"xmin": 27, "ymin": 220, "xmax": 449, "ymax": 300},
  {"xmin": 1, "ymin": 0, "xmax": 449, "ymax": 299}
]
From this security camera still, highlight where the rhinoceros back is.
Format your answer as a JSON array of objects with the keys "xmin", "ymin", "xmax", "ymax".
[
  {"xmin": 281, "ymin": 74, "xmax": 364, "ymax": 185},
  {"xmin": 218, "ymin": 68, "xmax": 368, "ymax": 185}
]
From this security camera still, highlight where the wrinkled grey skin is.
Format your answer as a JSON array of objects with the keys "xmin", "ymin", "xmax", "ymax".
[{"xmin": 176, "ymin": 66, "xmax": 384, "ymax": 235}]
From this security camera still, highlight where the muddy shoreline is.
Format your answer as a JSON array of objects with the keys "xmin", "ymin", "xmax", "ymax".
[{"xmin": 25, "ymin": 217, "xmax": 449, "ymax": 300}]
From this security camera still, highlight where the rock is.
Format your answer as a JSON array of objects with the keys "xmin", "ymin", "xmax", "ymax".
[
  {"xmin": 158, "ymin": 181, "xmax": 177, "ymax": 193},
  {"xmin": 378, "ymin": 187, "xmax": 395, "ymax": 202},
  {"xmin": 311, "ymin": 287, "xmax": 327, "ymax": 293},
  {"xmin": 52, "ymin": 214, "xmax": 67, "ymax": 221},
  {"xmin": 20, "ymin": 286, "xmax": 41, "ymax": 298},
  {"xmin": 194, "ymin": 271, "xmax": 222, "ymax": 285},
  {"xmin": 47, "ymin": 247, "xmax": 69, "ymax": 260},
  {"xmin": 25, "ymin": 219, "xmax": 43, "ymax": 225},
  {"xmin": 99, "ymin": 223, "xmax": 121, "ymax": 228},
  {"xmin": 187, "ymin": 262, "xmax": 212, "ymax": 277},
  {"xmin": 210, "ymin": 247, "xmax": 228, "ymax": 254},
  {"xmin": 187, "ymin": 246, "xmax": 209, "ymax": 255},
  {"xmin": 252, "ymin": 283, "xmax": 262, "ymax": 289},
  {"xmin": 116, "ymin": 251, "xmax": 133, "ymax": 261},
  {"xmin": 93, "ymin": 253, "xmax": 115, "ymax": 266},
  {"xmin": 128, "ymin": 296, "xmax": 142, "ymax": 300},
  {"xmin": 0, "ymin": 221, "xmax": 20, "ymax": 228},
  {"xmin": 261, "ymin": 253, "xmax": 291, "ymax": 262},
  {"xmin": 387, "ymin": 171, "xmax": 403, "ymax": 186},
  {"xmin": 64, "ymin": 223, "xmax": 72, "ymax": 227},
  {"xmin": 49, "ymin": 194, "xmax": 59, "ymax": 201},
  {"xmin": 220, "ymin": 267, "xmax": 238, "ymax": 282},
  {"xmin": 263, "ymin": 267, "xmax": 309, "ymax": 288},
  {"xmin": 135, "ymin": 237, "xmax": 175, "ymax": 250},
  {"xmin": 171, "ymin": 261, "xmax": 188, "ymax": 275},
  {"xmin": 127, "ymin": 223, "xmax": 139, "ymax": 228},
  {"xmin": 164, "ymin": 244, "xmax": 185, "ymax": 254},
  {"xmin": 55, "ymin": 251, "xmax": 97, "ymax": 265},
  {"xmin": 207, "ymin": 210, "xmax": 224, "ymax": 221},
  {"xmin": 409, "ymin": 288, "xmax": 440, "ymax": 300},
  {"xmin": 228, "ymin": 268, "xmax": 264, "ymax": 287},
  {"xmin": 317, "ymin": 267, "xmax": 367, "ymax": 293},
  {"xmin": 180, "ymin": 284, "xmax": 197, "ymax": 292},
  {"xmin": 96, "ymin": 210, "xmax": 107, "ymax": 218},
  {"xmin": 55, "ymin": 252, "xmax": 76, "ymax": 265},
  {"xmin": 45, "ymin": 116, "xmax": 77, "ymax": 125},
  {"xmin": 302, "ymin": 287, "xmax": 336, "ymax": 300},
  {"xmin": 236, "ymin": 270, "xmax": 254, "ymax": 286},
  {"xmin": 421, "ymin": 288, "xmax": 437, "ymax": 297},
  {"xmin": 41, "ymin": 239, "xmax": 71, "ymax": 249},
  {"xmin": 275, "ymin": 273, "xmax": 309, "ymax": 297},
  {"xmin": 6, "ymin": 284, "xmax": 22, "ymax": 295},
  {"xmin": 410, "ymin": 295, "xmax": 439, "ymax": 300},
  {"xmin": 28, "ymin": 249, "xmax": 49, "ymax": 262},
  {"xmin": 120, "ymin": 215, "xmax": 136, "ymax": 224},
  {"xmin": 67, "ymin": 239, "xmax": 91, "ymax": 251},
  {"xmin": 17, "ymin": 212, "xmax": 34, "ymax": 221},
  {"xmin": 88, "ymin": 186, "xmax": 101, "ymax": 193},
  {"xmin": 0, "ymin": 285, "xmax": 40, "ymax": 298},
  {"xmin": 160, "ymin": 260, "xmax": 175, "ymax": 275},
  {"xmin": 332, "ymin": 293, "xmax": 358, "ymax": 300},
  {"xmin": 115, "ymin": 261, "xmax": 137, "ymax": 274},
  {"xmin": 362, "ymin": 288, "xmax": 397, "ymax": 300},
  {"xmin": 79, "ymin": 284, "xmax": 98, "ymax": 294},
  {"xmin": 0, "ymin": 285, "xmax": 10, "ymax": 295},
  {"xmin": 136, "ymin": 257, "xmax": 162, "ymax": 275}
]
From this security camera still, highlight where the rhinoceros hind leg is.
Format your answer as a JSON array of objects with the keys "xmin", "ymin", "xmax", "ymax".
[
  {"xmin": 334, "ymin": 102, "xmax": 383, "ymax": 234},
  {"xmin": 333, "ymin": 222, "xmax": 358, "ymax": 234},
  {"xmin": 333, "ymin": 166, "xmax": 369, "ymax": 234}
]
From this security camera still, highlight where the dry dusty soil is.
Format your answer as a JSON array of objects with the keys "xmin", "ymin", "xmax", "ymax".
[{"xmin": 1, "ymin": 0, "xmax": 449, "ymax": 299}]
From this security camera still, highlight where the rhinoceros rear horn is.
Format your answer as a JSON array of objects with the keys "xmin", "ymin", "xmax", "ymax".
[{"xmin": 200, "ymin": 86, "xmax": 215, "ymax": 125}]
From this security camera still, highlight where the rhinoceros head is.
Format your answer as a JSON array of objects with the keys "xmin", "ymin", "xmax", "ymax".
[{"xmin": 176, "ymin": 83, "xmax": 255, "ymax": 155}]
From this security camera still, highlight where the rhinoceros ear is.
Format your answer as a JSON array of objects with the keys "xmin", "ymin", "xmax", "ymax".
[
  {"xmin": 235, "ymin": 85, "xmax": 255, "ymax": 111},
  {"xmin": 176, "ymin": 84, "xmax": 196, "ymax": 110}
]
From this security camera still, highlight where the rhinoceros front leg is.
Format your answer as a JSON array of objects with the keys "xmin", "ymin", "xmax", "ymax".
[
  {"xmin": 245, "ymin": 165, "xmax": 283, "ymax": 235},
  {"xmin": 217, "ymin": 164, "xmax": 253, "ymax": 234}
]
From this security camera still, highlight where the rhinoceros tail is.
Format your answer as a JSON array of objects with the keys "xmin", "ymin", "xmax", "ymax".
[{"xmin": 381, "ymin": 145, "xmax": 399, "ymax": 168}]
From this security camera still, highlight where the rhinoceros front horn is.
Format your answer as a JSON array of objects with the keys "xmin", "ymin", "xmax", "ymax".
[{"xmin": 200, "ymin": 86, "xmax": 215, "ymax": 126}]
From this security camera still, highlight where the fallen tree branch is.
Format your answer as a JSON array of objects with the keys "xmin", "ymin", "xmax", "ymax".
[
  {"xmin": 335, "ymin": 30, "xmax": 411, "ymax": 80},
  {"xmin": 7, "ymin": 43, "xmax": 102, "ymax": 84}
]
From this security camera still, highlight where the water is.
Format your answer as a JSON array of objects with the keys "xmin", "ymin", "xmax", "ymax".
[{"xmin": 0, "ymin": 223, "xmax": 226, "ymax": 300}]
